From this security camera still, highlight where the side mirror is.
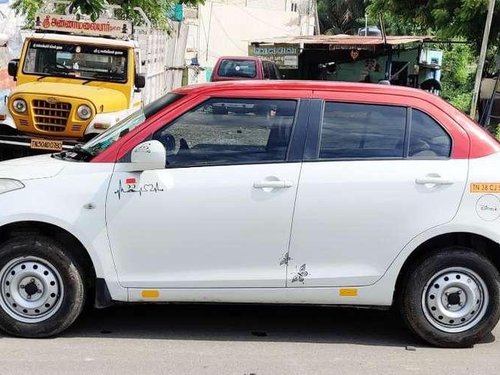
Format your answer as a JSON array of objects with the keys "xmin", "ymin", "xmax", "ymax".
[
  {"xmin": 130, "ymin": 140, "xmax": 166, "ymax": 170},
  {"xmin": 8, "ymin": 59, "xmax": 19, "ymax": 79},
  {"xmin": 134, "ymin": 74, "xmax": 146, "ymax": 89}
]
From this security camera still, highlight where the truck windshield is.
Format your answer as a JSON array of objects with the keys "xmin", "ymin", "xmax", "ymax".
[
  {"xmin": 23, "ymin": 41, "xmax": 128, "ymax": 83},
  {"xmin": 78, "ymin": 93, "xmax": 184, "ymax": 159}
]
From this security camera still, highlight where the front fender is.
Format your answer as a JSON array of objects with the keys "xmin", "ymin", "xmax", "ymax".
[
  {"xmin": 0, "ymin": 162, "xmax": 127, "ymax": 301},
  {"xmin": 85, "ymin": 108, "xmax": 137, "ymax": 136}
]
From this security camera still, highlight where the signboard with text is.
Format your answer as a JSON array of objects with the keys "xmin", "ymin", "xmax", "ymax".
[
  {"xmin": 34, "ymin": 13, "xmax": 132, "ymax": 39},
  {"xmin": 248, "ymin": 44, "xmax": 300, "ymax": 69}
]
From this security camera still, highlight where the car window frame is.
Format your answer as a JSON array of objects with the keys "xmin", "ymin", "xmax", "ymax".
[
  {"xmin": 406, "ymin": 108, "xmax": 453, "ymax": 160},
  {"xmin": 304, "ymin": 100, "xmax": 453, "ymax": 162},
  {"xmin": 146, "ymin": 97, "xmax": 309, "ymax": 169}
]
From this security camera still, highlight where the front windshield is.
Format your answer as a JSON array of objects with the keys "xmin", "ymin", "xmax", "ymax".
[
  {"xmin": 77, "ymin": 93, "xmax": 184, "ymax": 159},
  {"xmin": 23, "ymin": 40, "xmax": 128, "ymax": 83},
  {"xmin": 83, "ymin": 109, "xmax": 146, "ymax": 156}
]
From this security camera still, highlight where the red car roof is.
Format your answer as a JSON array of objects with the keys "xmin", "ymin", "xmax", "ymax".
[{"xmin": 174, "ymin": 80, "xmax": 438, "ymax": 99}]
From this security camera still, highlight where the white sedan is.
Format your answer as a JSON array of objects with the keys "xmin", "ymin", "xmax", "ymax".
[{"xmin": 0, "ymin": 80, "xmax": 499, "ymax": 347}]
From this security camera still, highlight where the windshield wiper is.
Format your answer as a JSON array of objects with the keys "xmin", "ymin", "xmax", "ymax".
[{"xmin": 55, "ymin": 144, "xmax": 94, "ymax": 161}]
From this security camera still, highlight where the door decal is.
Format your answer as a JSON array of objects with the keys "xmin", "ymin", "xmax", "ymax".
[
  {"xmin": 279, "ymin": 252, "xmax": 291, "ymax": 266},
  {"xmin": 291, "ymin": 264, "xmax": 309, "ymax": 283},
  {"xmin": 114, "ymin": 178, "xmax": 165, "ymax": 200}
]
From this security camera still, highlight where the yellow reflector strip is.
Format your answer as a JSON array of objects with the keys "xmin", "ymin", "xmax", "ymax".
[
  {"xmin": 141, "ymin": 290, "xmax": 160, "ymax": 298},
  {"xmin": 339, "ymin": 288, "xmax": 358, "ymax": 297}
]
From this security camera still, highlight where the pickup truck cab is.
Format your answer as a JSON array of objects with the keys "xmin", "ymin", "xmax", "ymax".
[{"xmin": 0, "ymin": 80, "xmax": 499, "ymax": 347}]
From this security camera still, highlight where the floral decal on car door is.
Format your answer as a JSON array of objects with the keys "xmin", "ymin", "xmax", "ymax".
[{"xmin": 291, "ymin": 264, "xmax": 309, "ymax": 283}]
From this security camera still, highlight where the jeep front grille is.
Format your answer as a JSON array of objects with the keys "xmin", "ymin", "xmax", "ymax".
[{"xmin": 32, "ymin": 100, "xmax": 71, "ymax": 132}]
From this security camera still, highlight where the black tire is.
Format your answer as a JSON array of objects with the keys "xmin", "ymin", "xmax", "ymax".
[
  {"xmin": 0, "ymin": 235, "xmax": 86, "ymax": 337},
  {"xmin": 399, "ymin": 247, "xmax": 500, "ymax": 347}
]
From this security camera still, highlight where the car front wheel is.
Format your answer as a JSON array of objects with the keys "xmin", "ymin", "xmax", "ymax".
[
  {"xmin": 0, "ymin": 236, "xmax": 86, "ymax": 337},
  {"xmin": 400, "ymin": 247, "xmax": 500, "ymax": 347}
]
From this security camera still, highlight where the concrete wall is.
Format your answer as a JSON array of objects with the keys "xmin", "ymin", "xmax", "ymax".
[
  {"xmin": 186, "ymin": 0, "xmax": 315, "ymax": 83},
  {"xmin": 0, "ymin": 2, "xmax": 23, "ymax": 98}
]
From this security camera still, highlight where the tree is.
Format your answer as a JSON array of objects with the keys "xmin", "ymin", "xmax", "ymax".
[
  {"xmin": 317, "ymin": 0, "xmax": 366, "ymax": 35},
  {"xmin": 12, "ymin": 0, "xmax": 203, "ymax": 27},
  {"xmin": 440, "ymin": 44, "xmax": 476, "ymax": 112},
  {"xmin": 367, "ymin": 0, "xmax": 500, "ymax": 51}
]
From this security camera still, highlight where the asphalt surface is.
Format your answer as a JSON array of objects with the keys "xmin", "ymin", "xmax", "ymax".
[{"xmin": 0, "ymin": 303, "xmax": 498, "ymax": 375}]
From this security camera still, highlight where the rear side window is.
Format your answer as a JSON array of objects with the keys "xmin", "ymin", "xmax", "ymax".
[
  {"xmin": 319, "ymin": 102, "xmax": 406, "ymax": 159},
  {"xmin": 218, "ymin": 60, "xmax": 257, "ymax": 78},
  {"xmin": 408, "ymin": 110, "xmax": 451, "ymax": 158}
]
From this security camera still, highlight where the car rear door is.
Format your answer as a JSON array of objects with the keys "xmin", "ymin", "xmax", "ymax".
[{"xmin": 286, "ymin": 92, "xmax": 469, "ymax": 287}]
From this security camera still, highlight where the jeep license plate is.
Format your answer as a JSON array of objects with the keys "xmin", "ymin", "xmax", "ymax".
[{"xmin": 30, "ymin": 139, "xmax": 63, "ymax": 151}]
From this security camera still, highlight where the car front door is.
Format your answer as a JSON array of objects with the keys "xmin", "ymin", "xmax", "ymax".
[
  {"xmin": 106, "ymin": 96, "xmax": 308, "ymax": 288},
  {"xmin": 287, "ymin": 96, "xmax": 468, "ymax": 287}
]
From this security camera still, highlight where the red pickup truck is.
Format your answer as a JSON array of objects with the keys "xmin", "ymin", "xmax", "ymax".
[{"xmin": 210, "ymin": 56, "xmax": 281, "ymax": 81}]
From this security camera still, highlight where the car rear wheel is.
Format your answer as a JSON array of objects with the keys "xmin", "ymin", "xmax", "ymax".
[
  {"xmin": 0, "ymin": 236, "xmax": 86, "ymax": 337},
  {"xmin": 400, "ymin": 247, "xmax": 500, "ymax": 347}
]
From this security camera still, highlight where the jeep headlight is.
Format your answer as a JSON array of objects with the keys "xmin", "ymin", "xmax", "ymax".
[
  {"xmin": 12, "ymin": 99, "xmax": 27, "ymax": 114},
  {"xmin": 77, "ymin": 105, "xmax": 92, "ymax": 120},
  {"xmin": 0, "ymin": 179, "xmax": 24, "ymax": 195}
]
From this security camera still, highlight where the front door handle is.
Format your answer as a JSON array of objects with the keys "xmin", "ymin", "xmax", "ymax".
[
  {"xmin": 415, "ymin": 176, "xmax": 454, "ymax": 185},
  {"xmin": 253, "ymin": 180, "xmax": 293, "ymax": 189}
]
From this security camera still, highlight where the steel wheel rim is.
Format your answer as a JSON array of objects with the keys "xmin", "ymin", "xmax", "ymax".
[
  {"xmin": 0, "ymin": 257, "xmax": 64, "ymax": 323},
  {"xmin": 421, "ymin": 267, "xmax": 489, "ymax": 333}
]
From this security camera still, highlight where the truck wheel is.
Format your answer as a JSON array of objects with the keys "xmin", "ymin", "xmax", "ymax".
[
  {"xmin": 400, "ymin": 247, "xmax": 500, "ymax": 347},
  {"xmin": 0, "ymin": 236, "xmax": 86, "ymax": 337}
]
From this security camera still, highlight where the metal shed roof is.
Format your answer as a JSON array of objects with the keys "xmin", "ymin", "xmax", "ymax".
[{"xmin": 251, "ymin": 35, "xmax": 433, "ymax": 50}]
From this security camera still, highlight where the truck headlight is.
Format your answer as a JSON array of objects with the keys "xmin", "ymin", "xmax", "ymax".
[
  {"xmin": 0, "ymin": 179, "xmax": 24, "ymax": 195},
  {"xmin": 77, "ymin": 105, "xmax": 92, "ymax": 120},
  {"xmin": 12, "ymin": 99, "xmax": 27, "ymax": 114}
]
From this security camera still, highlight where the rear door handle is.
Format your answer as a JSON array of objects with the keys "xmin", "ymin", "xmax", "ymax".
[
  {"xmin": 415, "ymin": 176, "xmax": 454, "ymax": 185},
  {"xmin": 253, "ymin": 180, "xmax": 293, "ymax": 189}
]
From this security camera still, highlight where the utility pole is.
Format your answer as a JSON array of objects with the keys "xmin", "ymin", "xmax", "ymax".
[{"xmin": 470, "ymin": 0, "xmax": 496, "ymax": 119}]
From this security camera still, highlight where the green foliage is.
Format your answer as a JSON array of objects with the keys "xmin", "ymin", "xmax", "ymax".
[
  {"xmin": 440, "ymin": 44, "xmax": 476, "ymax": 112},
  {"xmin": 367, "ymin": 0, "xmax": 500, "ymax": 51},
  {"xmin": 317, "ymin": 0, "xmax": 366, "ymax": 35},
  {"xmin": 11, "ymin": 0, "xmax": 43, "ymax": 27},
  {"xmin": 69, "ymin": 0, "xmax": 107, "ymax": 21},
  {"xmin": 12, "ymin": 0, "xmax": 204, "ymax": 28}
]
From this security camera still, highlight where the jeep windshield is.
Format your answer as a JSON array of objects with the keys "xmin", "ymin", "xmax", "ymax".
[{"xmin": 23, "ymin": 40, "xmax": 128, "ymax": 83}]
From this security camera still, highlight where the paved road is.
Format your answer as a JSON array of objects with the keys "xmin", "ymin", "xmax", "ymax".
[{"xmin": 0, "ymin": 303, "xmax": 498, "ymax": 375}]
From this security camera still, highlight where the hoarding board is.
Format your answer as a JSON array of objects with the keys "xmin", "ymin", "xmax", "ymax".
[
  {"xmin": 35, "ymin": 13, "xmax": 132, "ymax": 39},
  {"xmin": 248, "ymin": 44, "xmax": 300, "ymax": 69}
]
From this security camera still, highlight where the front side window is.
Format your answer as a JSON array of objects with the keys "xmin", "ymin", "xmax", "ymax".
[
  {"xmin": 408, "ymin": 109, "xmax": 451, "ymax": 158},
  {"xmin": 23, "ymin": 41, "xmax": 128, "ymax": 83},
  {"xmin": 319, "ymin": 102, "xmax": 406, "ymax": 159},
  {"xmin": 153, "ymin": 98, "xmax": 297, "ymax": 167},
  {"xmin": 217, "ymin": 60, "xmax": 257, "ymax": 78}
]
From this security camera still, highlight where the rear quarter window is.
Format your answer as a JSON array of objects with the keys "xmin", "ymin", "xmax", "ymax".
[{"xmin": 408, "ymin": 109, "xmax": 451, "ymax": 158}]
